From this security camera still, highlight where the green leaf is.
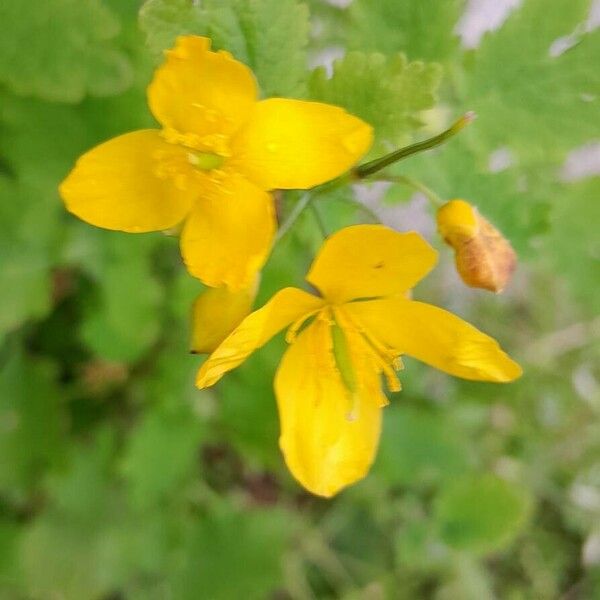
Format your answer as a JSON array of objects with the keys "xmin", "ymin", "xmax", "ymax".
[
  {"xmin": 434, "ymin": 474, "xmax": 532, "ymax": 555},
  {"xmin": 544, "ymin": 178, "xmax": 600, "ymax": 313},
  {"xmin": 121, "ymin": 400, "xmax": 205, "ymax": 509},
  {"xmin": 373, "ymin": 406, "xmax": 470, "ymax": 488},
  {"xmin": 0, "ymin": 93, "xmax": 97, "ymax": 187},
  {"xmin": 0, "ymin": 0, "xmax": 133, "ymax": 103},
  {"xmin": 139, "ymin": 0, "xmax": 310, "ymax": 96},
  {"xmin": 463, "ymin": 0, "xmax": 600, "ymax": 162},
  {"xmin": 20, "ymin": 432, "xmax": 136, "ymax": 600},
  {"xmin": 346, "ymin": 0, "xmax": 464, "ymax": 62},
  {"xmin": 79, "ymin": 231, "xmax": 164, "ymax": 363},
  {"xmin": 309, "ymin": 52, "xmax": 442, "ymax": 150},
  {"xmin": 0, "ymin": 178, "xmax": 61, "ymax": 340},
  {"xmin": 171, "ymin": 506, "xmax": 289, "ymax": 600},
  {"xmin": 0, "ymin": 348, "xmax": 66, "ymax": 492},
  {"xmin": 218, "ymin": 340, "xmax": 283, "ymax": 469}
]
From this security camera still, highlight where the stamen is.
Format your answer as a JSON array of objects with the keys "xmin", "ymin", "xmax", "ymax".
[{"xmin": 334, "ymin": 305, "xmax": 403, "ymax": 394}]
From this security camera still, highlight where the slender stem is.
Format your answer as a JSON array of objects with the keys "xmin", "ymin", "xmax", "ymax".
[
  {"xmin": 275, "ymin": 174, "xmax": 351, "ymax": 242},
  {"xmin": 381, "ymin": 174, "xmax": 444, "ymax": 207},
  {"xmin": 354, "ymin": 112, "xmax": 476, "ymax": 179},
  {"xmin": 275, "ymin": 191, "xmax": 312, "ymax": 241},
  {"xmin": 310, "ymin": 202, "xmax": 329, "ymax": 238},
  {"xmin": 342, "ymin": 194, "xmax": 381, "ymax": 223}
]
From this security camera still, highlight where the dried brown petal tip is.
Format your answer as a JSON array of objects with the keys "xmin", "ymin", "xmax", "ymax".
[{"xmin": 437, "ymin": 199, "xmax": 517, "ymax": 293}]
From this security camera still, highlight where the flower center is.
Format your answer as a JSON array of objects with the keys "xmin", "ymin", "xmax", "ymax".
[{"xmin": 187, "ymin": 151, "xmax": 226, "ymax": 171}]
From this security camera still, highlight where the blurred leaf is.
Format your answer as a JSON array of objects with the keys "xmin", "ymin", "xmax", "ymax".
[
  {"xmin": 0, "ymin": 178, "xmax": 62, "ymax": 340},
  {"xmin": 0, "ymin": 348, "xmax": 65, "ymax": 492},
  {"xmin": 0, "ymin": 0, "xmax": 133, "ymax": 103},
  {"xmin": 0, "ymin": 519, "xmax": 21, "ymax": 591},
  {"xmin": 395, "ymin": 519, "xmax": 437, "ymax": 569},
  {"xmin": 171, "ymin": 506, "xmax": 289, "ymax": 600},
  {"xmin": 346, "ymin": 0, "xmax": 464, "ymax": 61},
  {"xmin": 20, "ymin": 432, "xmax": 133, "ymax": 600},
  {"xmin": 80, "ymin": 232, "xmax": 164, "ymax": 362},
  {"xmin": 544, "ymin": 178, "xmax": 600, "ymax": 313},
  {"xmin": 373, "ymin": 405, "xmax": 470, "ymax": 488},
  {"xmin": 309, "ymin": 52, "xmax": 442, "ymax": 150},
  {"xmin": 463, "ymin": 0, "xmax": 600, "ymax": 162},
  {"xmin": 434, "ymin": 474, "xmax": 532, "ymax": 555},
  {"xmin": 139, "ymin": 0, "xmax": 310, "ymax": 96},
  {"xmin": 122, "ymin": 400, "xmax": 204, "ymax": 509},
  {"xmin": 0, "ymin": 93, "xmax": 96, "ymax": 187},
  {"xmin": 218, "ymin": 340, "xmax": 283, "ymax": 469},
  {"xmin": 436, "ymin": 555, "xmax": 495, "ymax": 600}
]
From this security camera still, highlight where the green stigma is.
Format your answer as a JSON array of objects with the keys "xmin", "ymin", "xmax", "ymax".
[
  {"xmin": 331, "ymin": 322, "xmax": 357, "ymax": 394},
  {"xmin": 188, "ymin": 151, "xmax": 225, "ymax": 171}
]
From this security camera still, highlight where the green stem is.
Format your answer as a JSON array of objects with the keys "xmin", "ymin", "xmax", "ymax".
[
  {"xmin": 275, "ymin": 174, "xmax": 351, "ymax": 242},
  {"xmin": 275, "ymin": 191, "xmax": 312, "ymax": 241},
  {"xmin": 353, "ymin": 112, "xmax": 476, "ymax": 179},
  {"xmin": 310, "ymin": 202, "xmax": 329, "ymax": 238},
  {"xmin": 340, "ymin": 194, "xmax": 381, "ymax": 223},
  {"xmin": 381, "ymin": 174, "xmax": 444, "ymax": 207}
]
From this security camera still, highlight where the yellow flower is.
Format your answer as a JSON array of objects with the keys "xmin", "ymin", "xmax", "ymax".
[
  {"xmin": 59, "ymin": 36, "xmax": 373, "ymax": 290},
  {"xmin": 190, "ymin": 280, "xmax": 258, "ymax": 355},
  {"xmin": 196, "ymin": 225, "xmax": 522, "ymax": 497}
]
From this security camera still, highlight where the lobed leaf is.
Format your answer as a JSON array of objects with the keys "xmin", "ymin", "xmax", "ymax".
[{"xmin": 309, "ymin": 51, "xmax": 442, "ymax": 150}]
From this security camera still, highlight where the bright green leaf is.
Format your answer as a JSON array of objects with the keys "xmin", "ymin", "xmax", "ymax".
[
  {"xmin": 309, "ymin": 52, "xmax": 442, "ymax": 150},
  {"xmin": 463, "ymin": 0, "xmax": 600, "ymax": 162},
  {"xmin": 346, "ymin": 0, "xmax": 464, "ymax": 62}
]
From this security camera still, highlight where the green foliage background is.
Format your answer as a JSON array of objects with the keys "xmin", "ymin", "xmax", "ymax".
[{"xmin": 0, "ymin": 0, "xmax": 599, "ymax": 598}]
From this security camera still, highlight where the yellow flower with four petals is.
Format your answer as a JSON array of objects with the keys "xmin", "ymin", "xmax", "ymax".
[
  {"xmin": 60, "ymin": 35, "xmax": 373, "ymax": 290},
  {"xmin": 196, "ymin": 225, "xmax": 522, "ymax": 497},
  {"xmin": 60, "ymin": 34, "xmax": 522, "ymax": 499}
]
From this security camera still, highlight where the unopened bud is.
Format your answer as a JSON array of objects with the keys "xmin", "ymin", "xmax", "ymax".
[
  {"xmin": 190, "ymin": 279, "xmax": 258, "ymax": 354},
  {"xmin": 437, "ymin": 199, "xmax": 516, "ymax": 293}
]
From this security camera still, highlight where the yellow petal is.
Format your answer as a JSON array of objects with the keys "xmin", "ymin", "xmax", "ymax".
[
  {"xmin": 180, "ymin": 173, "xmax": 276, "ymax": 289},
  {"xmin": 196, "ymin": 288, "xmax": 324, "ymax": 388},
  {"xmin": 346, "ymin": 298, "xmax": 522, "ymax": 382},
  {"xmin": 59, "ymin": 130, "xmax": 194, "ymax": 233},
  {"xmin": 275, "ymin": 319, "xmax": 383, "ymax": 498},
  {"xmin": 148, "ymin": 36, "xmax": 258, "ymax": 138},
  {"xmin": 231, "ymin": 98, "xmax": 373, "ymax": 190},
  {"xmin": 306, "ymin": 225, "xmax": 438, "ymax": 303},
  {"xmin": 190, "ymin": 279, "xmax": 259, "ymax": 354},
  {"xmin": 437, "ymin": 199, "xmax": 517, "ymax": 293}
]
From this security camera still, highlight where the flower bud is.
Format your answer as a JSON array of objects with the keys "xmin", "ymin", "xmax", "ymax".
[
  {"xmin": 190, "ymin": 279, "xmax": 258, "ymax": 354},
  {"xmin": 437, "ymin": 199, "xmax": 516, "ymax": 293}
]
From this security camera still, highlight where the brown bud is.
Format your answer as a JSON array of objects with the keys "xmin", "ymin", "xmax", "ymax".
[{"xmin": 437, "ymin": 199, "xmax": 516, "ymax": 293}]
